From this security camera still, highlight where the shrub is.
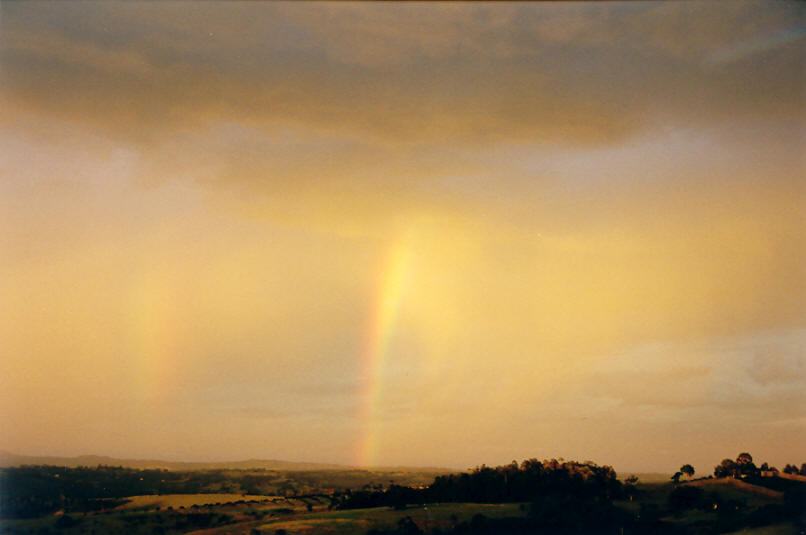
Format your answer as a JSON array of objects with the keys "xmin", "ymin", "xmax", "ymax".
[{"xmin": 668, "ymin": 486, "xmax": 705, "ymax": 512}]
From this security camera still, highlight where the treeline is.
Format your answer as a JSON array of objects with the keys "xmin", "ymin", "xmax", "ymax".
[
  {"xmin": 346, "ymin": 460, "xmax": 628, "ymax": 534},
  {"xmin": 713, "ymin": 452, "xmax": 806, "ymax": 479},
  {"xmin": 0, "ymin": 464, "xmax": 443, "ymax": 519},
  {"xmin": 665, "ymin": 484, "xmax": 806, "ymax": 535},
  {"xmin": 782, "ymin": 463, "xmax": 806, "ymax": 475},
  {"xmin": 337, "ymin": 459, "xmax": 621, "ymax": 509},
  {"xmin": 0, "ymin": 465, "xmax": 259, "ymax": 519}
]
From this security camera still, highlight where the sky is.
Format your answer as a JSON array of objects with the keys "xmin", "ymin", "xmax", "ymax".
[{"xmin": 1, "ymin": 1, "xmax": 804, "ymax": 474}]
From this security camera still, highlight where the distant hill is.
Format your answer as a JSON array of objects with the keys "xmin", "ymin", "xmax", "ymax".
[
  {"xmin": 686, "ymin": 477, "xmax": 785, "ymax": 499},
  {"xmin": 0, "ymin": 451, "xmax": 452, "ymax": 473},
  {"xmin": 623, "ymin": 472, "xmax": 670, "ymax": 483}
]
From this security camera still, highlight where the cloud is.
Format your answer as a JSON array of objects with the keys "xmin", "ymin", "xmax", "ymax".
[
  {"xmin": 3, "ymin": 2, "xmax": 802, "ymax": 247},
  {"xmin": 1, "ymin": 1, "xmax": 804, "ymax": 468},
  {"xmin": 575, "ymin": 330, "xmax": 806, "ymax": 423},
  {"xmin": 2, "ymin": 2, "xmax": 802, "ymax": 150},
  {"xmin": 223, "ymin": 406, "xmax": 291, "ymax": 421}
]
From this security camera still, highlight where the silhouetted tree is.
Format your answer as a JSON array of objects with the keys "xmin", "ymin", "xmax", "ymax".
[
  {"xmin": 735, "ymin": 453, "xmax": 757, "ymax": 478},
  {"xmin": 624, "ymin": 475, "xmax": 639, "ymax": 501},
  {"xmin": 715, "ymin": 458, "xmax": 738, "ymax": 478},
  {"xmin": 672, "ymin": 471, "xmax": 682, "ymax": 484},
  {"xmin": 783, "ymin": 464, "xmax": 799, "ymax": 474},
  {"xmin": 680, "ymin": 464, "xmax": 695, "ymax": 479},
  {"xmin": 337, "ymin": 458, "xmax": 621, "ymax": 511}
]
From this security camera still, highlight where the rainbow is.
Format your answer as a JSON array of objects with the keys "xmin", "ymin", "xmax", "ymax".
[
  {"xmin": 127, "ymin": 269, "xmax": 184, "ymax": 404},
  {"xmin": 356, "ymin": 230, "xmax": 415, "ymax": 467}
]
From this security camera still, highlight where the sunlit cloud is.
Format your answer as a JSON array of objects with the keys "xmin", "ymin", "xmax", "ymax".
[{"xmin": 0, "ymin": 1, "xmax": 803, "ymax": 472}]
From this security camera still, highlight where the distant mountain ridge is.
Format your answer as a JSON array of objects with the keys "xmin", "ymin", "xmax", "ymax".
[{"xmin": 0, "ymin": 451, "xmax": 453, "ymax": 473}]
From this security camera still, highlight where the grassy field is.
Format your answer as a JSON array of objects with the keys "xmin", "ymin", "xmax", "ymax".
[
  {"xmin": 721, "ymin": 523, "xmax": 800, "ymax": 535},
  {"xmin": 118, "ymin": 494, "xmax": 280, "ymax": 510},
  {"xmin": 611, "ymin": 478, "xmax": 797, "ymax": 534},
  {"xmin": 195, "ymin": 503, "xmax": 526, "ymax": 535},
  {"xmin": 684, "ymin": 478, "xmax": 784, "ymax": 507},
  {"xmin": 1, "ymin": 475, "xmax": 801, "ymax": 535},
  {"xmin": 0, "ymin": 493, "xmax": 312, "ymax": 535},
  {"xmin": 619, "ymin": 478, "xmax": 784, "ymax": 510},
  {"xmin": 1, "ymin": 489, "xmax": 799, "ymax": 535}
]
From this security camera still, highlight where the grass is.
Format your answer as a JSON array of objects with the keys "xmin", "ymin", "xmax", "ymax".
[
  {"xmin": 721, "ymin": 523, "xmax": 800, "ymax": 535},
  {"xmin": 0, "ymin": 494, "xmax": 298, "ymax": 535},
  {"xmin": 684, "ymin": 479, "xmax": 783, "ymax": 507},
  {"xmin": 118, "ymin": 494, "xmax": 280, "ymax": 510},
  {"xmin": 236, "ymin": 503, "xmax": 526, "ymax": 535},
  {"xmin": 1, "ymin": 477, "xmax": 800, "ymax": 535},
  {"xmin": 630, "ymin": 481, "xmax": 677, "ymax": 505},
  {"xmin": 612, "ymin": 477, "xmax": 794, "ymax": 535}
]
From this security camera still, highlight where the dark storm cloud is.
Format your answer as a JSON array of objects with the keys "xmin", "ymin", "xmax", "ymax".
[{"xmin": 2, "ymin": 2, "xmax": 803, "ymax": 148}]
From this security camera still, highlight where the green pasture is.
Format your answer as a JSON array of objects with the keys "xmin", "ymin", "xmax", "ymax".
[{"xmin": 245, "ymin": 503, "xmax": 525, "ymax": 535}]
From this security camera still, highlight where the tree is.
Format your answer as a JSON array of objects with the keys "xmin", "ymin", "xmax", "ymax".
[
  {"xmin": 735, "ymin": 453, "xmax": 757, "ymax": 478},
  {"xmin": 672, "ymin": 472, "xmax": 682, "ymax": 484},
  {"xmin": 714, "ymin": 459, "xmax": 737, "ymax": 478},
  {"xmin": 783, "ymin": 464, "xmax": 799, "ymax": 474},
  {"xmin": 624, "ymin": 475, "xmax": 639, "ymax": 501},
  {"xmin": 680, "ymin": 464, "xmax": 695, "ymax": 479}
]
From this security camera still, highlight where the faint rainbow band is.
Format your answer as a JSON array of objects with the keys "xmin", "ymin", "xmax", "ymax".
[{"xmin": 356, "ymin": 230, "xmax": 414, "ymax": 467}]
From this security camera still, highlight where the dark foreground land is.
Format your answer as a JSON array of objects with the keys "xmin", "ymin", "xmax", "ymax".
[{"xmin": 1, "ymin": 455, "xmax": 804, "ymax": 534}]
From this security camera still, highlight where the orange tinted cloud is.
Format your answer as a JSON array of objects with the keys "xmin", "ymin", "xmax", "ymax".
[{"xmin": 1, "ymin": 1, "xmax": 804, "ymax": 471}]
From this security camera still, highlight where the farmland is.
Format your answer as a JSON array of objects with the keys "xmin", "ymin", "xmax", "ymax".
[{"xmin": 1, "ymin": 454, "xmax": 804, "ymax": 534}]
